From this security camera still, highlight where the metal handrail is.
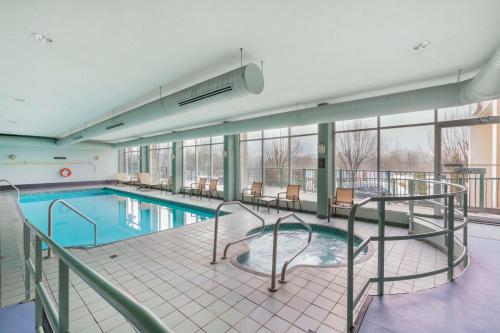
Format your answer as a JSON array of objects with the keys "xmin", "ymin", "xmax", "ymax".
[
  {"xmin": 346, "ymin": 179, "xmax": 469, "ymax": 332},
  {"xmin": 0, "ymin": 178, "xmax": 20, "ymax": 202},
  {"xmin": 23, "ymin": 219, "xmax": 172, "ymax": 333},
  {"xmin": 211, "ymin": 201, "xmax": 266, "ymax": 264},
  {"xmin": 268, "ymin": 212, "xmax": 313, "ymax": 292},
  {"xmin": 47, "ymin": 199, "xmax": 98, "ymax": 257}
]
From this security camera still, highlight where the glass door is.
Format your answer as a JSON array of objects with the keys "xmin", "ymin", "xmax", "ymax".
[{"xmin": 439, "ymin": 120, "xmax": 500, "ymax": 222}]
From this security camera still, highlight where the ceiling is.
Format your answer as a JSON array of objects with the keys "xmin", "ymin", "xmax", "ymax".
[{"xmin": 1, "ymin": 0, "xmax": 500, "ymax": 143}]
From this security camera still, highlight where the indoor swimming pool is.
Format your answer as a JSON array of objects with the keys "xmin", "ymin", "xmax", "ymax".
[
  {"xmin": 19, "ymin": 188, "xmax": 217, "ymax": 248},
  {"xmin": 235, "ymin": 223, "xmax": 371, "ymax": 275}
]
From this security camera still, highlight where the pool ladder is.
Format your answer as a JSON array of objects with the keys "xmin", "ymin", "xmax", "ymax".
[
  {"xmin": 268, "ymin": 212, "xmax": 312, "ymax": 291},
  {"xmin": 210, "ymin": 201, "xmax": 312, "ymax": 291},
  {"xmin": 211, "ymin": 201, "xmax": 266, "ymax": 264},
  {"xmin": 47, "ymin": 199, "xmax": 98, "ymax": 257}
]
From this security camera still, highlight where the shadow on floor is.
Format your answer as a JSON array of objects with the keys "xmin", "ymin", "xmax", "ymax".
[{"xmin": 358, "ymin": 236, "xmax": 500, "ymax": 333}]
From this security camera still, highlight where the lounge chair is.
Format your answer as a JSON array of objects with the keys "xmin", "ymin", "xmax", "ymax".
[
  {"xmin": 186, "ymin": 177, "xmax": 207, "ymax": 197},
  {"xmin": 202, "ymin": 178, "xmax": 219, "ymax": 199},
  {"xmin": 116, "ymin": 173, "xmax": 129, "ymax": 186},
  {"xmin": 241, "ymin": 181, "xmax": 263, "ymax": 208},
  {"xmin": 277, "ymin": 184, "xmax": 302, "ymax": 213},
  {"xmin": 137, "ymin": 173, "xmax": 158, "ymax": 191},
  {"xmin": 328, "ymin": 187, "xmax": 354, "ymax": 222}
]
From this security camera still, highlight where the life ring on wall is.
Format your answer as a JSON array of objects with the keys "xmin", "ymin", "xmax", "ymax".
[{"xmin": 59, "ymin": 168, "xmax": 72, "ymax": 178}]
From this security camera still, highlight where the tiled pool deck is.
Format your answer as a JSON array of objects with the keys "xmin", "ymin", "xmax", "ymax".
[{"xmin": 0, "ymin": 186, "xmax": 462, "ymax": 333}]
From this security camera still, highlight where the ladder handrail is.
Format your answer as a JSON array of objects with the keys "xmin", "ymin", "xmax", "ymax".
[
  {"xmin": 211, "ymin": 201, "xmax": 266, "ymax": 264},
  {"xmin": 0, "ymin": 178, "xmax": 20, "ymax": 202},
  {"xmin": 268, "ymin": 212, "xmax": 313, "ymax": 291},
  {"xmin": 23, "ymin": 219, "xmax": 172, "ymax": 333},
  {"xmin": 47, "ymin": 199, "xmax": 98, "ymax": 257}
]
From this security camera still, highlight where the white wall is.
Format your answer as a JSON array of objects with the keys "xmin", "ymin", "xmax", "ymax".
[{"xmin": 0, "ymin": 146, "xmax": 117, "ymax": 185}]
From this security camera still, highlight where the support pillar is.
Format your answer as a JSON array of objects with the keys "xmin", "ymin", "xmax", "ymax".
[
  {"xmin": 317, "ymin": 123, "xmax": 334, "ymax": 218},
  {"xmin": 224, "ymin": 135, "xmax": 237, "ymax": 201},
  {"xmin": 172, "ymin": 141, "xmax": 183, "ymax": 194},
  {"xmin": 139, "ymin": 146, "xmax": 149, "ymax": 172}
]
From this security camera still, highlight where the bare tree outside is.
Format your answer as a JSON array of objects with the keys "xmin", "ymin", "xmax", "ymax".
[{"xmin": 336, "ymin": 120, "xmax": 377, "ymax": 170}]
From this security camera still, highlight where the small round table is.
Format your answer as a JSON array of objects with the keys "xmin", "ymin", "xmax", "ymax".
[{"xmin": 256, "ymin": 197, "xmax": 278, "ymax": 213}]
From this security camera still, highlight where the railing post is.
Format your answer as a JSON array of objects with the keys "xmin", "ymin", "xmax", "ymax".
[
  {"xmin": 210, "ymin": 209, "xmax": 221, "ymax": 264},
  {"xmin": 346, "ymin": 206, "xmax": 355, "ymax": 332},
  {"xmin": 269, "ymin": 218, "xmax": 281, "ymax": 292},
  {"xmin": 35, "ymin": 236, "xmax": 43, "ymax": 330},
  {"xmin": 408, "ymin": 180, "xmax": 415, "ymax": 232},
  {"xmin": 24, "ymin": 224, "xmax": 31, "ymax": 301},
  {"xmin": 377, "ymin": 200, "xmax": 385, "ymax": 295},
  {"xmin": 479, "ymin": 173, "xmax": 485, "ymax": 212},
  {"xmin": 48, "ymin": 203, "xmax": 54, "ymax": 258},
  {"xmin": 447, "ymin": 196, "xmax": 455, "ymax": 281},
  {"xmin": 59, "ymin": 259, "xmax": 69, "ymax": 333},
  {"xmin": 463, "ymin": 192, "xmax": 468, "ymax": 268}
]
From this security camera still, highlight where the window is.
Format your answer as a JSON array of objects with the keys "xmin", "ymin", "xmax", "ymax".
[
  {"xmin": 183, "ymin": 137, "xmax": 224, "ymax": 189},
  {"xmin": 149, "ymin": 143, "xmax": 172, "ymax": 183},
  {"xmin": 438, "ymin": 101, "xmax": 495, "ymax": 121},
  {"xmin": 240, "ymin": 126, "xmax": 318, "ymax": 201},
  {"xmin": 124, "ymin": 147, "xmax": 140, "ymax": 176}
]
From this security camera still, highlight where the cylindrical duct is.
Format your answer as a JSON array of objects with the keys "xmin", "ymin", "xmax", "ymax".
[{"xmin": 56, "ymin": 63, "xmax": 264, "ymax": 147}]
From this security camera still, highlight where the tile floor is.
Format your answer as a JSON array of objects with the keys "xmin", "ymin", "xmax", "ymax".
[{"xmin": 0, "ymin": 186, "xmax": 465, "ymax": 332}]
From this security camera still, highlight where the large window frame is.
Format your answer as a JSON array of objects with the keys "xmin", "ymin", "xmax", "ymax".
[
  {"xmin": 240, "ymin": 125, "xmax": 318, "ymax": 201},
  {"xmin": 149, "ymin": 143, "xmax": 173, "ymax": 183},
  {"xmin": 124, "ymin": 147, "xmax": 140, "ymax": 177},
  {"xmin": 183, "ymin": 137, "xmax": 224, "ymax": 189}
]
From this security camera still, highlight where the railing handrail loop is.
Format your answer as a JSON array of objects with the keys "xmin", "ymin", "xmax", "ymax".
[
  {"xmin": 47, "ymin": 199, "xmax": 98, "ymax": 257},
  {"xmin": 0, "ymin": 178, "xmax": 20, "ymax": 202}
]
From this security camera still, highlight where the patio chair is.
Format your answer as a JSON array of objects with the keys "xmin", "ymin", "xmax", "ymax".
[
  {"xmin": 116, "ymin": 172, "xmax": 129, "ymax": 186},
  {"xmin": 277, "ymin": 184, "xmax": 302, "ymax": 212},
  {"xmin": 137, "ymin": 173, "xmax": 158, "ymax": 191},
  {"xmin": 161, "ymin": 176, "xmax": 173, "ymax": 194},
  {"xmin": 187, "ymin": 177, "xmax": 207, "ymax": 197},
  {"xmin": 328, "ymin": 187, "xmax": 354, "ymax": 222},
  {"xmin": 202, "ymin": 178, "xmax": 220, "ymax": 199},
  {"xmin": 241, "ymin": 181, "xmax": 263, "ymax": 208}
]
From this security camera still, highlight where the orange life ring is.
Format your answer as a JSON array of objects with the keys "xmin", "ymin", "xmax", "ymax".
[{"xmin": 60, "ymin": 168, "xmax": 72, "ymax": 177}]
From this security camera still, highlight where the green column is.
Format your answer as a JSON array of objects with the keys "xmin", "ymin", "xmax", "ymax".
[
  {"xmin": 172, "ymin": 141, "xmax": 183, "ymax": 193},
  {"xmin": 317, "ymin": 123, "xmax": 334, "ymax": 218},
  {"xmin": 139, "ymin": 146, "xmax": 149, "ymax": 172},
  {"xmin": 117, "ymin": 149, "xmax": 125, "ymax": 173},
  {"xmin": 224, "ymin": 135, "xmax": 237, "ymax": 201}
]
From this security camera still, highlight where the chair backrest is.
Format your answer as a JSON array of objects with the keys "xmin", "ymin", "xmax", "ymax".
[
  {"xmin": 167, "ymin": 176, "xmax": 173, "ymax": 186},
  {"xmin": 251, "ymin": 182, "xmax": 263, "ymax": 196},
  {"xmin": 198, "ymin": 177, "xmax": 207, "ymax": 189},
  {"xmin": 286, "ymin": 184, "xmax": 301, "ymax": 200},
  {"xmin": 208, "ymin": 178, "xmax": 218, "ymax": 190},
  {"xmin": 116, "ymin": 173, "xmax": 128, "ymax": 182},
  {"xmin": 138, "ymin": 173, "xmax": 151, "ymax": 184},
  {"xmin": 335, "ymin": 188, "xmax": 354, "ymax": 205}
]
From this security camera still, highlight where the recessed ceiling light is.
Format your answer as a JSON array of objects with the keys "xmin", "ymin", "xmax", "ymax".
[
  {"xmin": 413, "ymin": 40, "xmax": 431, "ymax": 51},
  {"xmin": 31, "ymin": 32, "xmax": 53, "ymax": 43},
  {"xmin": 14, "ymin": 98, "xmax": 26, "ymax": 102}
]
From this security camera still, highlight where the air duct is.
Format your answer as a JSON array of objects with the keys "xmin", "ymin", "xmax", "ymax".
[
  {"xmin": 113, "ymin": 45, "xmax": 500, "ymax": 149},
  {"xmin": 56, "ymin": 63, "xmax": 264, "ymax": 147},
  {"xmin": 0, "ymin": 135, "xmax": 113, "ymax": 150}
]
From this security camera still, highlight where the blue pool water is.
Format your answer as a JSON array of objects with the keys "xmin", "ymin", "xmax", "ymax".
[
  {"xmin": 19, "ymin": 188, "xmax": 217, "ymax": 248},
  {"xmin": 236, "ymin": 223, "xmax": 369, "ymax": 274}
]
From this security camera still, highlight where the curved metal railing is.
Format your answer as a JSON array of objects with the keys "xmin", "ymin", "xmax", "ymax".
[
  {"xmin": 47, "ymin": 199, "xmax": 98, "ymax": 257},
  {"xmin": 0, "ymin": 178, "xmax": 20, "ymax": 202},
  {"xmin": 268, "ymin": 212, "xmax": 313, "ymax": 291},
  {"xmin": 211, "ymin": 201, "xmax": 266, "ymax": 264},
  {"xmin": 23, "ymin": 218, "xmax": 172, "ymax": 333},
  {"xmin": 346, "ymin": 179, "xmax": 469, "ymax": 332}
]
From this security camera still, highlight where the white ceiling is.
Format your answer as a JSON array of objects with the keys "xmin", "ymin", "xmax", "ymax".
[{"xmin": 1, "ymin": 0, "xmax": 500, "ymax": 143}]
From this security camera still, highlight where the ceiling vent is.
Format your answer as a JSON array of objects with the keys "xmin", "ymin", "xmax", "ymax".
[
  {"xmin": 72, "ymin": 135, "xmax": 83, "ymax": 140},
  {"xmin": 178, "ymin": 85, "xmax": 233, "ymax": 107},
  {"xmin": 106, "ymin": 121, "xmax": 125, "ymax": 130}
]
